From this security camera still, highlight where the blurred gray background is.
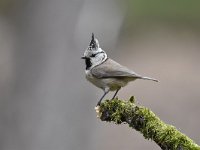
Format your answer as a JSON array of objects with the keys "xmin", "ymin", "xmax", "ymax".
[{"xmin": 0, "ymin": 0, "xmax": 200, "ymax": 150}]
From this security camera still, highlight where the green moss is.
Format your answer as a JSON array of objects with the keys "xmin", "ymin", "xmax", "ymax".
[{"xmin": 99, "ymin": 97, "xmax": 200, "ymax": 150}]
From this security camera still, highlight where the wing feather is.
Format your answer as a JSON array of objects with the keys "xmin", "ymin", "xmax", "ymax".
[{"xmin": 91, "ymin": 58, "xmax": 141, "ymax": 79}]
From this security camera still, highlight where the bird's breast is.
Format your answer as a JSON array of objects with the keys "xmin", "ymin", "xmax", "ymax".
[
  {"xmin": 85, "ymin": 70, "xmax": 131, "ymax": 91},
  {"xmin": 85, "ymin": 70, "xmax": 105, "ymax": 89}
]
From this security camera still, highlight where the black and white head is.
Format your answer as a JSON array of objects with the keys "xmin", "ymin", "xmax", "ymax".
[{"xmin": 82, "ymin": 33, "xmax": 107, "ymax": 70}]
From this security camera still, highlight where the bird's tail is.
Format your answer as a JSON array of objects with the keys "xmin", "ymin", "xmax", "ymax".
[{"xmin": 139, "ymin": 76, "xmax": 158, "ymax": 82}]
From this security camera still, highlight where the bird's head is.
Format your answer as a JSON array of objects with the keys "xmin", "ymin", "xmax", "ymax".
[{"xmin": 82, "ymin": 33, "xmax": 107, "ymax": 70}]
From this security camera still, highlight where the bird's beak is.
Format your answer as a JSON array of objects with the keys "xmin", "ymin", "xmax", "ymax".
[{"xmin": 81, "ymin": 56, "xmax": 86, "ymax": 59}]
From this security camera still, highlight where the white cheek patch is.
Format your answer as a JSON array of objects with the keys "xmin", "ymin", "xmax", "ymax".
[{"xmin": 101, "ymin": 54, "xmax": 105, "ymax": 61}]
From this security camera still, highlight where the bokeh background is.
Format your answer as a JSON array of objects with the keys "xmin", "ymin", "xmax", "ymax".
[{"xmin": 0, "ymin": 0, "xmax": 200, "ymax": 150}]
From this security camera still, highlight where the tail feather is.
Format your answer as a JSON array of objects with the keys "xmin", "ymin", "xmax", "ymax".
[{"xmin": 139, "ymin": 76, "xmax": 158, "ymax": 82}]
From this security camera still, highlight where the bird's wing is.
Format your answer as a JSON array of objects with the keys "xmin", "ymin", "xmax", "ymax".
[{"xmin": 91, "ymin": 58, "xmax": 141, "ymax": 79}]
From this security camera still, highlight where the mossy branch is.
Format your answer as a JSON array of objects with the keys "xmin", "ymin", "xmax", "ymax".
[{"xmin": 96, "ymin": 96, "xmax": 200, "ymax": 150}]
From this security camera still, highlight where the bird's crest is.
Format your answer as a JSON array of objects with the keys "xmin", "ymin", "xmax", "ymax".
[{"xmin": 89, "ymin": 33, "xmax": 99, "ymax": 50}]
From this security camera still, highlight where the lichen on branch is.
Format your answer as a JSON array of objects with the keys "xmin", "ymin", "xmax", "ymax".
[{"xmin": 95, "ymin": 97, "xmax": 200, "ymax": 150}]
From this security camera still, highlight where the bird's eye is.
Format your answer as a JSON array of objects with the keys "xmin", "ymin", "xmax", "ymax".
[{"xmin": 91, "ymin": 54, "xmax": 96, "ymax": 57}]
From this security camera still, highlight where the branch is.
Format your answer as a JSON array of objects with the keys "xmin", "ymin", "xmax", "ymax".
[{"xmin": 95, "ymin": 96, "xmax": 200, "ymax": 150}]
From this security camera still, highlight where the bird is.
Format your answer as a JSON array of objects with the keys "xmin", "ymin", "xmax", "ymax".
[{"xmin": 81, "ymin": 33, "xmax": 158, "ymax": 106}]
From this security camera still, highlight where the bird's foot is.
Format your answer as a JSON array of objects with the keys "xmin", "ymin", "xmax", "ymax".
[{"xmin": 95, "ymin": 105, "xmax": 101, "ymax": 118}]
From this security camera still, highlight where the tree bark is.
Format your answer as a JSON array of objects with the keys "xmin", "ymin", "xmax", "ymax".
[{"xmin": 96, "ymin": 97, "xmax": 200, "ymax": 150}]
